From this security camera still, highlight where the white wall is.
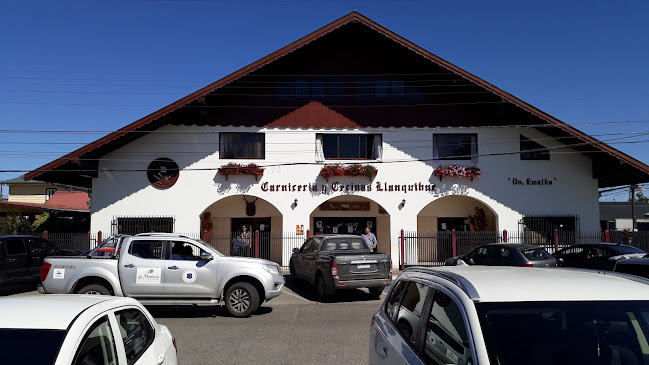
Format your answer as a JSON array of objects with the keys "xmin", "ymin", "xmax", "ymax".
[{"xmin": 91, "ymin": 125, "xmax": 600, "ymax": 265}]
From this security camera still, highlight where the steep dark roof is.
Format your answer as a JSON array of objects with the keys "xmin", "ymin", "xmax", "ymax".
[{"xmin": 25, "ymin": 11, "xmax": 649, "ymax": 189}]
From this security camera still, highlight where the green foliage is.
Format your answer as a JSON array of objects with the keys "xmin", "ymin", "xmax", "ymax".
[
  {"xmin": 32, "ymin": 211, "xmax": 50, "ymax": 230},
  {"xmin": 0, "ymin": 214, "xmax": 33, "ymax": 235}
]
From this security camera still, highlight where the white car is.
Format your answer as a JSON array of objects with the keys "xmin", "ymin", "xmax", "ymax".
[
  {"xmin": 0, "ymin": 294, "xmax": 177, "ymax": 365},
  {"xmin": 371, "ymin": 266, "xmax": 649, "ymax": 365}
]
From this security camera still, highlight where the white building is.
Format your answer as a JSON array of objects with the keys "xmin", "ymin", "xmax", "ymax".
[{"xmin": 27, "ymin": 12, "xmax": 649, "ymax": 267}]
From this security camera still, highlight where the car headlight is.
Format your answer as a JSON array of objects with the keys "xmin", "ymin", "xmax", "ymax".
[{"xmin": 262, "ymin": 264, "xmax": 281, "ymax": 276}]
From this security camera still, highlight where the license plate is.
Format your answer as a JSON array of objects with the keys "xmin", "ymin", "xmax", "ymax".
[{"xmin": 357, "ymin": 264, "xmax": 370, "ymax": 269}]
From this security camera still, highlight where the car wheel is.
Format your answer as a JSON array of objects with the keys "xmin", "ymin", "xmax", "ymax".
[
  {"xmin": 77, "ymin": 284, "xmax": 111, "ymax": 296},
  {"xmin": 225, "ymin": 282, "xmax": 260, "ymax": 318},
  {"xmin": 316, "ymin": 274, "xmax": 328, "ymax": 299},
  {"xmin": 290, "ymin": 263, "xmax": 298, "ymax": 282},
  {"xmin": 368, "ymin": 287, "xmax": 384, "ymax": 298}
]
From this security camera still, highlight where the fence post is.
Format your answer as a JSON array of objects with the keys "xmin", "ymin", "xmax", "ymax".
[
  {"xmin": 400, "ymin": 229, "xmax": 405, "ymax": 271},
  {"xmin": 624, "ymin": 229, "xmax": 629, "ymax": 244},
  {"xmin": 503, "ymin": 229, "xmax": 507, "ymax": 243},
  {"xmin": 42, "ymin": 230, "xmax": 49, "ymax": 240},
  {"xmin": 306, "ymin": 229, "xmax": 310, "ymax": 239},
  {"xmin": 554, "ymin": 229, "xmax": 559, "ymax": 252},
  {"xmin": 254, "ymin": 230, "xmax": 260, "ymax": 258},
  {"xmin": 452, "ymin": 229, "xmax": 457, "ymax": 257},
  {"xmin": 97, "ymin": 231, "xmax": 102, "ymax": 246},
  {"xmin": 605, "ymin": 230, "xmax": 610, "ymax": 243}
]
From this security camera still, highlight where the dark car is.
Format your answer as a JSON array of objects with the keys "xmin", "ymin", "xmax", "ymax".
[
  {"xmin": 614, "ymin": 255, "xmax": 649, "ymax": 278},
  {"xmin": 444, "ymin": 243, "xmax": 557, "ymax": 267},
  {"xmin": 289, "ymin": 235, "xmax": 391, "ymax": 299},
  {"xmin": 553, "ymin": 242, "xmax": 647, "ymax": 271},
  {"xmin": 0, "ymin": 235, "xmax": 81, "ymax": 289}
]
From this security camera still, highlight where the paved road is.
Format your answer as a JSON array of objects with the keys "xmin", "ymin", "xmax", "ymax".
[{"xmin": 148, "ymin": 278, "xmax": 385, "ymax": 365}]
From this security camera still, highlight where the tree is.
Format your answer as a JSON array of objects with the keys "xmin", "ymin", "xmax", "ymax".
[{"xmin": 635, "ymin": 191, "xmax": 649, "ymax": 202}]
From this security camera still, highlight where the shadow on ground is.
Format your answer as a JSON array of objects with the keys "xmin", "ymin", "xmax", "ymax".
[
  {"xmin": 146, "ymin": 305, "xmax": 273, "ymax": 319},
  {"xmin": 283, "ymin": 275, "xmax": 385, "ymax": 303}
]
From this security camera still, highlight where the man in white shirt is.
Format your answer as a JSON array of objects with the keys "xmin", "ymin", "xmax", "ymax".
[{"xmin": 361, "ymin": 227, "xmax": 377, "ymax": 253}]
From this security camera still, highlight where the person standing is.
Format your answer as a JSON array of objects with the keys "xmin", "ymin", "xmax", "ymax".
[
  {"xmin": 362, "ymin": 227, "xmax": 377, "ymax": 253},
  {"xmin": 240, "ymin": 225, "xmax": 252, "ymax": 255}
]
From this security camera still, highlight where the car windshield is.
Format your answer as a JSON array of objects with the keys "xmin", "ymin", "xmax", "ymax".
[
  {"xmin": 612, "ymin": 246, "xmax": 647, "ymax": 255},
  {"xmin": 520, "ymin": 248, "xmax": 553, "ymax": 260},
  {"xmin": 188, "ymin": 237, "xmax": 225, "ymax": 257},
  {"xmin": 321, "ymin": 238, "xmax": 368, "ymax": 251},
  {"xmin": 0, "ymin": 329, "xmax": 66, "ymax": 365},
  {"xmin": 475, "ymin": 301, "xmax": 649, "ymax": 365}
]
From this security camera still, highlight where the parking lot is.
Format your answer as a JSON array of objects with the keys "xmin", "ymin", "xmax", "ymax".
[{"xmin": 6, "ymin": 277, "xmax": 387, "ymax": 365}]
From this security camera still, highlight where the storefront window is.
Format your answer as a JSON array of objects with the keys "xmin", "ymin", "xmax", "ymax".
[{"xmin": 220, "ymin": 133, "xmax": 265, "ymax": 159}]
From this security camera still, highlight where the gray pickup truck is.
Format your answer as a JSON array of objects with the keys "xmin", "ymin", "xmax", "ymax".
[
  {"xmin": 40, "ymin": 233, "xmax": 285, "ymax": 317},
  {"xmin": 289, "ymin": 235, "xmax": 391, "ymax": 299}
]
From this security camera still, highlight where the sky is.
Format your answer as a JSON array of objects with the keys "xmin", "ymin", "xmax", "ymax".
[{"xmin": 1, "ymin": 0, "xmax": 648, "ymax": 202}]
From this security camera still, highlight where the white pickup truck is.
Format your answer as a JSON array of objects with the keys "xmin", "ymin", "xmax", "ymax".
[{"xmin": 39, "ymin": 233, "xmax": 285, "ymax": 317}]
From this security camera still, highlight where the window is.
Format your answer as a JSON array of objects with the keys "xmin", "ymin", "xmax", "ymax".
[
  {"xmin": 520, "ymin": 135, "xmax": 550, "ymax": 160},
  {"xmin": 28, "ymin": 238, "xmax": 55, "ymax": 255},
  {"xmin": 424, "ymin": 290, "xmax": 471, "ymax": 365},
  {"xmin": 5, "ymin": 239, "xmax": 26, "ymax": 255},
  {"xmin": 73, "ymin": 316, "xmax": 118, "ymax": 365},
  {"xmin": 433, "ymin": 134, "xmax": 477, "ymax": 161},
  {"xmin": 128, "ymin": 240, "xmax": 164, "ymax": 260},
  {"xmin": 385, "ymin": 280, "xmax": 407, "ymax": 321},
  {"xmin": 317, "ymin": 134, "xmax": 382, "ymax": 160},
  {"xmin": 115, "ymin": 309, "xmax": 155, "ymax": 365},
  {"xmin": 396, "ymin": 281, "xmax": 431, "ymax": 346},
  {"xmin": 116, "ymin": 216, "xmax": 174, "ymax": 235},
  {"xmin": 45, "ymin": 188, "xmax": 57, "ymax": 200},
  {"xmin": 220, "ymin": 133, "xmax": 265, "ymax": 159},
  {"xmin": 170, "ymin": 241, "xmax": 202, "ymax": 261}
]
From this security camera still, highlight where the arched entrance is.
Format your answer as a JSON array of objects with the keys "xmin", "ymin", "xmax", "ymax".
[
  {"xmin": 309, "ymin": 196, "xmax": 391, "ymax": 254},
  {"xmin": 416, "ymin": 195, "xmax": 498, "ymax": 263},
  {"xmin": 200, "ymin": 195, "xmax": 283, "ymax": 264}
]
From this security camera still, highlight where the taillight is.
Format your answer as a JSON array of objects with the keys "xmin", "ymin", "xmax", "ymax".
[
  {"xmin": 522, "ymin": 264, "xmax": 533, "ymax": 267},
  {"xmin": 172, "ymin": 337, "xmax": 177, "ymax": 353},
  {"xmin": 331, "ymin": 262, "xmax": 338, "ymax": 276},
  {"xmin": 41, "ymin": 262, "xmax": 52, "ymax": 282}
]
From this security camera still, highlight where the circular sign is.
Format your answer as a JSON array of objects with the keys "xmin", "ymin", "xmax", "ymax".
[
  {"xmin": 182, "ymin": 270, "xmax": 197, "ymax": 284},
  {"xmin": 147, "ymin": 158, "xmax": 179, "ymax": 189}
]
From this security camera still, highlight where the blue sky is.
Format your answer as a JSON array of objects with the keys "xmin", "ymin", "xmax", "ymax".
[{"xmin": 1, "ymin": 1, "xmax": 648, "ymax": 201}]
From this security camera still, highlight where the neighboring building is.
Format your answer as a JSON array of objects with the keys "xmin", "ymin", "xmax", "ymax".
[
  {"xmin": 25, "ymin": 13, "xmax": 649, "ymax": 266},
  {"xmin": 0, "ymin": 176, "xmax": 90, "ymax": 231},
  {"xmin": 600, "ymin": 202, "xmax": 649, "ymax": 231}
]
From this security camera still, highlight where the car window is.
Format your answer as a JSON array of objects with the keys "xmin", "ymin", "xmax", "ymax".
[
  {"xmin": 467, "ymin": 247, "xmax": 488, "ymax": 258},
  {"xmin": 521, "ymin": 248, "xmax": 553, "ymax": 260},
  {"xmin": 29, "ymin": 238, "xmax": 56, "ymax": 254},
  {"xmin": 424, "ymin": 290, "xmax": 471, "ymax": 365},
  {"xmin": 5, "ymin": 239, "xmax": 26, "ymax": 255},
  {"xmin": 128, "ymin": 240, "xmax": 164, "ymax": 260},
  {"xmin": 612, "ymin": 246, "xmax": 647, "ymax": 255},
  {"xmin": 385, "ymin": 280, "xmax": 407, "ymax": 321},
  {"xmin": 395, "ymin": 281, "xmax": 431, "ymax": 347},
  {"xmin": 170, "ymin": 240, "xmax": 203, "ymax": 261},
  {"xmin": 585, "ymin": 247, "xmax": 607, "ymax": 259},
  {"xmin": 491, "ymin": 247, "xmax": 514, "ymax": 261},
  {"xmin": 321, "ymin": 238, "xmax": 368, "ymax": 251},
  {"xmin": 304, "ymin": 240, "xmax": 318, "ymax": 253},
  {"xmin": 115, "ymin": 309, "xmax": 155, "ymax": 365},
  {"xmin": 72, "ymin": 315, "xmax": 118, "ymax": 365},
  {"xmin": 558, "ymin": 246, "xmax": 584, "ymax": 257}
]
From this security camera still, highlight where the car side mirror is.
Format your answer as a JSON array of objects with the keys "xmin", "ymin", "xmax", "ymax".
[
  {"xmin": 200, "ymin": 252, "xmax": 213, "ymax": 261},
  {"xmin": 292, "ymin": 248, "xmax": 300, "ymax": 254},
  {"xmin": 558, "ymin": 258, "xmax": 564, "ymax": 263}
]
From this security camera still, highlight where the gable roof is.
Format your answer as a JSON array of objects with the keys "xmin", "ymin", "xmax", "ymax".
[{"xmin": 25, "ymin": 11, "xmax": 649, "ymax": 188}]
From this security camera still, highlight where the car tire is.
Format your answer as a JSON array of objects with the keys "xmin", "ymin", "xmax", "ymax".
[
  {"xmin": 368, "ymin": 287, "xmax": 384, "ymax": 298},
  {"xmin": 225, "ymin": 282, "xmax": 260, "ymax": 318},
  {"xmin": 290, "ymin": 263, "xmax": 299, "ymax": 282},
  {"xmin": 316, "ymin": 274, "xmax": 329, "ymax": 300},
  {"xmin": 77, "ymin": 284, "xmax": 111, "ymax": 296}
]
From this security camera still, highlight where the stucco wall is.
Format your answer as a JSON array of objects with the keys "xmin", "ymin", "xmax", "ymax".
[{"xmin": 90, "ymin": 125, "xmax": 600, "ymax": 266}]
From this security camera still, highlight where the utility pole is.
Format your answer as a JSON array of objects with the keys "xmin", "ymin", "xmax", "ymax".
[{"xmin": 631, "ymin": 184, "xmax": 637, "ymax": 231}]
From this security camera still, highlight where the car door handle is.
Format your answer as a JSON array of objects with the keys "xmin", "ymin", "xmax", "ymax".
[
  {"xmin": 168, "ymin": 266, "xmax": 179, "ymax": 270},
  {"xmin": 123, "ymin": 264, "xmax": 135, "ymax": 268},
  {"xmin": 157, "ymin": 353, "xmax": 165, "ymax": 365}
]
